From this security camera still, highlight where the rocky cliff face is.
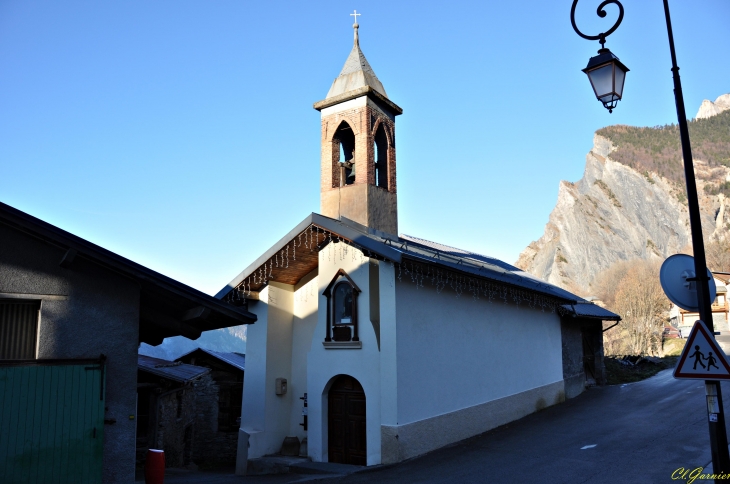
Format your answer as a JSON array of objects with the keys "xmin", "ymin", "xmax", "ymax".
[
  {"xmin": 516, "ymin": 132, "xmax": 730, "ymax": 294},
  {"xmin": 697, "ymin": 94, "xmax": 730, "ymax": 120}
]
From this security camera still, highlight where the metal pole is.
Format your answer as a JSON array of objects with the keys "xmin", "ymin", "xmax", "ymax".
[{"xmin": 663, "ymin": 0, "xmax": 730, "ymax": 474}]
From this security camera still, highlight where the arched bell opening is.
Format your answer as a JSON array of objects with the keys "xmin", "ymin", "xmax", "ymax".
[
  {"xmin": 332, "ymin": 121, "xmax": 356, "ymax": 187},
  {"xmin": 373, "ymin": 123, "xmax": 388, "ymax": 189}
]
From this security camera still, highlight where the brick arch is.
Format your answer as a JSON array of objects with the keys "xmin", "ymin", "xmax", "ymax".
[
  {"xmin": 371, "ymin": 119, "xmax": 392, "ymax": 189},
  {"xmin": 327, "ymin": 114, "xmax": 360, "ymax": 140},
  {"xmin": 371, "ymin": 117, "xmax": 392, "ymax": 148}
]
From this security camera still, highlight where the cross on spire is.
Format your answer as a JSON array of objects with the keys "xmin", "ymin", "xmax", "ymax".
[{"xmin": 350, "ymin": 10, "xmax": 361, "ymax": 25}]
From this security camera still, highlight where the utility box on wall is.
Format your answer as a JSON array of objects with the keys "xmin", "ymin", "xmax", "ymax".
[{"xmin": 275, "ymin": 378, "xmax": 287, "ymax": 395}]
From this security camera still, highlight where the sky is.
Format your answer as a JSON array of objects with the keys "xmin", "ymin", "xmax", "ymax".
[{"xmin": 1, "ymin": 1, "xmax": 729, "ymax": 296}]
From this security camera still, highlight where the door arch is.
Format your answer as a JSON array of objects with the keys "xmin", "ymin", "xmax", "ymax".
[{"xmin": 327, "ymin": 374, "xmax": 366, "ymax": 465}]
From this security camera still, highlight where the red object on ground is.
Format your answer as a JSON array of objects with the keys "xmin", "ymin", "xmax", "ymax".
[{"xmin": 145, "ymin": 449, "xmax": 165, "ymax": 484}]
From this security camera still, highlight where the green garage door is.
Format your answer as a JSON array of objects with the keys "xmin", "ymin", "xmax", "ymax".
[{"xmin": 0, "ymin": 358, "xmax": 106, "ymax": 484}]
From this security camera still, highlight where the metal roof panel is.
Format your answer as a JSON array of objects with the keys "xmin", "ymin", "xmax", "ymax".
[{"xmin": 138, "ymin": 355, "xmax": 210, "ymax": 383}]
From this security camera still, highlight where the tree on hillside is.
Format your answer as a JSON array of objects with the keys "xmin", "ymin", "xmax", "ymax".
[
  {"xmin": 593, "ymin": 260, "xmax": 634, "ymax": 309},
  {"xmin": 613, "ymin": 261, "xmax": 667, "ymax": 356},
  {"xmin": 594, "ymin": 260, "xmax": 668, "ymax": 355},
  {"xmin": 706, "ymin": 238, "xmax": 730, "ymax": 272}
]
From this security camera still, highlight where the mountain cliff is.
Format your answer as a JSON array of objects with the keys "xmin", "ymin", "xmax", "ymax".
[
  {"xmin": 697, "ymin": 94, "xmax": 730, "ymax": 120},
  {"xmin": 517, "ymin": 99, "xmax": 730, "ymax": 294}
]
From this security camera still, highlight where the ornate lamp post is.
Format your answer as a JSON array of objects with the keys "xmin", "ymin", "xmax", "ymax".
[
  {"xmin": 571, "ymin": 0, "xmax": 730, "ymax": 474},
  {"xmin": 571, "ymin": 1, "xmax": 629, "ymax": 113}
]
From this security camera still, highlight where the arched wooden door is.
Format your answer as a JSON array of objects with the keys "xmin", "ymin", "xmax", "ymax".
[{"xmin": 328, "ymin": 375, "xmax": 366, "ymax": 465}]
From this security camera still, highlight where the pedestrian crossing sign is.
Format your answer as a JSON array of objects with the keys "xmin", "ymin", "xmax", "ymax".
[{"xmin": 674, "ymin": 320, "xmax": 730, "ymax": 380}]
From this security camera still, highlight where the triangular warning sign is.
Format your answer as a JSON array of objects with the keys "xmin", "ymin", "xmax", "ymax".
[{"xmin": 674, "ymin": 320, "xmax": 730, "ymax": 380}]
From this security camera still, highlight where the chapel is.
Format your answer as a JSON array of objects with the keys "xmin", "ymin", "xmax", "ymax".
[{"xmin": 217, "ymin": 18, "xmax": 619, "ymax": 469}]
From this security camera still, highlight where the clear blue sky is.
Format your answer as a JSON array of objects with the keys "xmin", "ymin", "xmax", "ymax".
[{"xmin": 1, "ymin": 1, "xmax": 728, "ymax": 296}]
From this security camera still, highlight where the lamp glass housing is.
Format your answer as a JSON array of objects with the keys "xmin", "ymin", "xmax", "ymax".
[{"xmin": 582, "ymin": 48, "xmax": 629, "ymax": 112}]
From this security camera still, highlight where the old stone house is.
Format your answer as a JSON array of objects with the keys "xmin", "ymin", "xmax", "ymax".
[
  {"xmin": 136, "ymin": 355, "xmax": 213, "ymax": 468},
  {"xmin": 176, "ymin": 348, "xmax": 245, "ymax": 465}
]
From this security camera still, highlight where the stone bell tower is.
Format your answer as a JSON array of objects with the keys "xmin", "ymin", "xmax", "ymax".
[{"xmin": 314, "ymin": 17, "xmax": 402, "ymax": 236}]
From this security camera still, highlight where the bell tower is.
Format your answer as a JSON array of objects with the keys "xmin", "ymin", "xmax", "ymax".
[{"xmin": 314, "ymin": 16, "xmax": 403, "ymax": 236}]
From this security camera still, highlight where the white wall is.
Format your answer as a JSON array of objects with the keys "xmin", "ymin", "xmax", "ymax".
[
  {"xmin": 394, "ymin": 277, "xmax": 564, "ymax": 425},
  {"xmin": 239, "ymin": 294, "xmax": 268, "ymax": 437},
  {"xmin": 239, "ymin": 284, "xmax": 295, "ymax": 458},
  {"xmin": 288, "ymin": 270, "xmax": 319, "ymax": 439},
  {"xmin": 306, "ymin": 243, "xmax": 383, "ymax": 465},
  {"xmin": 379, "ymin": 261, "xmax": 398, "ymax": 427}
]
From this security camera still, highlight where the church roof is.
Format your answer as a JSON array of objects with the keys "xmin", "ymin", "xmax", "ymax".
[
  {"xmin": 325, "ymin": 23, "xmax": 387, "ymax": 100},
  {"xmin": 216, "ymin": 213, "xmax": 619, "ymax": 321}
]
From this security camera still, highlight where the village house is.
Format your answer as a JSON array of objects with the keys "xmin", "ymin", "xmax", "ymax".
[
  {"xmin": 670, "ymin": 272, "xmax": 730, "ymax": 335},
  {"xmin": 175, "ymin": 348, "xmax": 245, "ymax": 464},
  {"xmin": 0, "ymin": 201, "xmax": 256, "ymax": 484},
  {"xmin": 216, "ymin": 22, "xmax": 620, "ymax": 471},
  {"xmin": 136, "ymin": 355, "xmax": 213, "ymax": 468}
]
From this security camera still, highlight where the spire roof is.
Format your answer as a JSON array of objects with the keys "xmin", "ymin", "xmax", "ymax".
[{"xmin": 325, "ymin": 21, "xmax": 388, "ymax": 100}]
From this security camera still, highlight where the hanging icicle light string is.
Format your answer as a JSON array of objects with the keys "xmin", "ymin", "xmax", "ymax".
[
  {"xmin": 230, "ymin": 224, "xmax": 383, "ymax": 300},
  {"xmin": 395, "ymin": 259, "xmax": 570, "ymax": 315},
  {"xmin": 226, "ymin": 224, "xmax": 567, "ymax": 316}
]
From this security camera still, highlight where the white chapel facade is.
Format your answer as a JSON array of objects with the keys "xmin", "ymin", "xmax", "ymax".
[{"xmin": 218, "ymin": 19, "xmax": 619, "ymax": 470}]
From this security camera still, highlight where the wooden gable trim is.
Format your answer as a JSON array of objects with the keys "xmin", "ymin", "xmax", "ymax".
[{"xmin": 323, "ymin": 268, "xmax": 362, "ymax": 297}]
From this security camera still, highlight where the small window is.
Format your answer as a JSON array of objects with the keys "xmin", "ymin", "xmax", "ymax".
[
  {"xmin": 323, "ymin": 270, "xmax": 361, "ymax": 344},
  {"xmin": 0, "ymin": 301, "xmax": 40, "ymax": 359}
]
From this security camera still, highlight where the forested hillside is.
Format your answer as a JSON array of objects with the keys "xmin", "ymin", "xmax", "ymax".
[{"xmin": 597, "ymin": 110, "xmax": 730, "ymax": 190}]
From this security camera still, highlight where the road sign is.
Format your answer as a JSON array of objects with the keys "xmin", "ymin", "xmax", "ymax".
[{"xmin": 674, "ymin": 320, "xmax": 730, "ymax": 380}]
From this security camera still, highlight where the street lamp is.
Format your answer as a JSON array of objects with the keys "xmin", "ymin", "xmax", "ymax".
[
  {"xmin": 570, "ymin": 0, "xmax": 629, "ymax": 113},
  {"xmin": 582, "ymin": 49, "xmax": 629, "ymax": 113},
  {"xmin": 571, "ymin": 0, "xmax": 730, "ymax": 474}
]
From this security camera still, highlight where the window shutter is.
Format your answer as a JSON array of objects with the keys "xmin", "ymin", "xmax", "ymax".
[{"xmin": 0, "ymin": 301, "xmax": 40, "ymax": 359}]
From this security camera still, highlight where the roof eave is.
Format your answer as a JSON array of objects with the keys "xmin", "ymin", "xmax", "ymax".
[
  {"xmin": 215, "ymin": 213, "xmax": 404, "ymax": 300},
  {"xmin": 313, "ymin": 86, "xmax": 403, "ymax": 115},
  {"xmin": 0, "ymin": 201, "xmax": 257, "ymax": 345}
]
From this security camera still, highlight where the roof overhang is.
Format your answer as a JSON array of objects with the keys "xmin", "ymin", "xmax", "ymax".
[
  {"xmin": 314, "ymin": 86, "xmax": 403, "ymax": 115},
  {"xmin": 217, "ymin": 213, "xmax": 582, "ymax": 309},
  {"xmin": 561, "ymin": 302, "xmax": 621, "ymax": 321},
  {"xmin": 0, "ymin": 201, "xmax": 256, "ymax": 346},
  {"xmin": 216, "ymin": 213, "xmax": 403, "ymax": 301}
]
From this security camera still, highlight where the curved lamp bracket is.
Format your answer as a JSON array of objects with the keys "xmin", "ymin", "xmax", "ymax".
[{"xmin": 571, "ymin": 0, "xmax": 624, "ymax": 47}]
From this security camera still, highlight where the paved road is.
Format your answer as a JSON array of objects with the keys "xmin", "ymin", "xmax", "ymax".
[
  {"xmin": 152, "ymin": 369, "xmax": 730, "ymax": 484},
  {"xmin": 329, "ymin": 370, "xmax": 730, "ymax": 484}
]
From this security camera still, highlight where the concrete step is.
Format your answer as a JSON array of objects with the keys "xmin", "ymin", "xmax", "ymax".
[
  {"xmin": 289, "ymin": 460, "xmax": 363, "ymax": 476},
  {"xmin": 246, "ymin": 455, "xmax": 364, "ymax": 477}
]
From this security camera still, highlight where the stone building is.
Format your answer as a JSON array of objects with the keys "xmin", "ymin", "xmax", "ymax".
[
  {"xmin": 136, "ymin": 355, "xmax": 214, "ymax": 468},
  {"xmin": 176, "ymin": 348, "xmax": 245, "ymax": 465},
  {"xmin": 216, "ymin": 21, "xmax": 620, "ymax": 470}
]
